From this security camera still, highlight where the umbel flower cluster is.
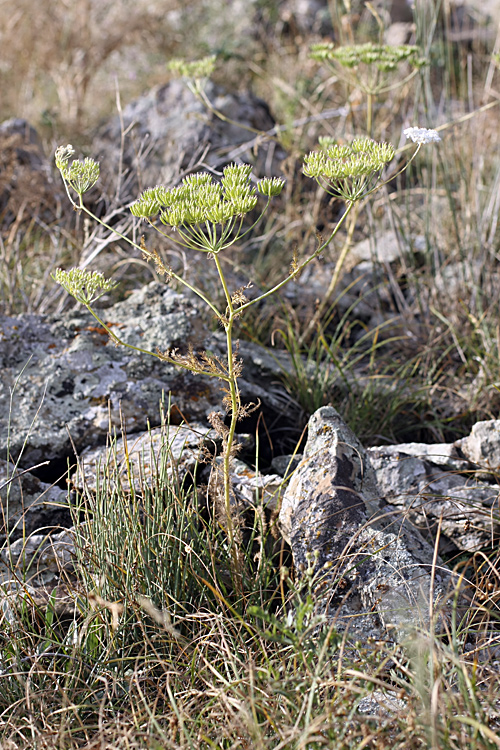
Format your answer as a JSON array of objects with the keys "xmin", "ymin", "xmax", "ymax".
[
  {"xmin": 130, "ymin": 165, "xmax": 284, "ymax": 252},
  {"xmin": 310, "ymin": 42, "xmax": 426, "ymax": 73},
  {"xmin": 303, "ymin": 138, "xmax": 395, "ymax": 201},
  {"xmin": 168, "ymin": 55, "xmax": 217, "ymax": 81},
  {"xmin": 55, "ymin": 145, "xmax": 100, "ymax": 196},
  {"xmin": 403, "ymin": 126, "xmax": 441, "ymax": 144},
  {"xmin": 53, "ymin": 268, "xmax": 117, "ymax": 306}
]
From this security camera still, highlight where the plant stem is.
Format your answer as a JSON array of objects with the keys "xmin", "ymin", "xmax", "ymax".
[
  {"xmin": 82, "ymin": 305, "xmax": 231, "ymax": 381},
  {"xmin": 235, "ymin": 199, "xmax": 356, "ymax": 316},
  {"xmin": 212, "ymin": 253, "xmax": 242, "ymax": 587},
  {"xmin": 298, "ymin": 200, "xmax": 358, "ymax": 346}
]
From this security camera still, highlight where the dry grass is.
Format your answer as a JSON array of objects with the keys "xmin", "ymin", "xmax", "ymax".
[{"xmin": 1, "ymin": 427, "xmax": 499, "ymax": 749}]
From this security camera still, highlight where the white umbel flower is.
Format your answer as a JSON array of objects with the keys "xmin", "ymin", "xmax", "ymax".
[{"xmin": 403, "ymin": 126, "xmax": 441, "ymax": 144}]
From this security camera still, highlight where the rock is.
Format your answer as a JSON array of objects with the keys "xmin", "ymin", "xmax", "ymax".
[
  {"xmin": 95, "ymin": 79, "xmax": 285, "ymax": 201},
  {"xmin": 271, "ymin": 453, "xmax": 303, "ymax": 478},
  {"xmin": 0, "ymin": 118, "xmax": 61, "ymax": 232},
  {"xmin": 0, "ymin": 460, "xmax": 70, "ymax": 542},
  {"xmin": 0, "ymin": 283, "xmax": 221, "ymax": 467},
  {"xmin": 0, "ymin": 527, "xmax": 75, "ymax": 588},
  {"xmin": 433, "ymin": 259, "xmax": 497, "ymax": 299},
  {"xmin": 75, "ymin": 421, "xmax": 216, "ymax": 494},
  {"xmin": 356, "ymin": 690, "xmax": 407, "ymax": 718},
  {"xmin": 371, "ymin": 441, "xmax": 467, "ymax": 470},
  {"xmin": 369, "ymin": 443, "xmax": 499, "ymax": 551},
  {"xmin": 349, "ymin": 230, "xmax": 413, "ymax": 266},
  {"xmin": 455, "ymin": 419, "xmax": 500, "ymax": 475},
  {"xmin": 0, "ymin": 280, "xmax": 294, "ymax": 469},
  {"xmin": 279, "ymin": 406, "xmax": 454, "ymax": 641},
  {"xmin": 277, "ymin": 0, "xmax": 333, "ymax": 35},
  {"xmin": 220, "ymin": 458, "xmax": 283, "ymax": 512}
]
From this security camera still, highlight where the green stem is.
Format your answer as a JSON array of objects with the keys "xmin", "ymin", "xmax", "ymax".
[
  {"xmin": 235, "ymin": 199, "xmax": 356, "ymax": 315},
  {"xmin": 212, "ymin": 254, "xmax": 242, "ymax": 586},
  {"xmin": 298, "ymin": 201, "xmax": 358, "ymax": 347},
  {"xmin": 367, "ymin": 92, "xmax": 373, "ymax": 138}
]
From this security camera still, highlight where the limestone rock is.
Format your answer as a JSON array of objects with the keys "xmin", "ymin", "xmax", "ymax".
[
  {"xmin": 369, "ymin": 444, "xmax": 499, "ymax": 551},
  {"xmin": 279, "ymin": 406, "xmax": 454, "ymax": 640},
  {"xmin": 0, "ymin": 280, "xmax": 294, "ymax": 470},
  {"xmin": 95, "ymin": 79, "xmax": 284, "ymax": 201},
  {"xmin": 75, "ymin": 421, "xmax": 216, "ymax": 494},
  {"xmin": 0, "ymin": 118, "xmax": 61, "ymax": 232},
  {"xmin": 0, "ymin": 283, "xmax": 221, "ymax": 467},
  {"xmin": 455, "ymin": 419, "xmax": 500, "ymax": 475},
  {"xmin": 0, "ymin": 527, "xmax": 75, "ymax": 588}
]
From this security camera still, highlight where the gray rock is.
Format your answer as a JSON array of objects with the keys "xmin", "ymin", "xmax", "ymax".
[
  {"xmin": 0, "ymin": 118, "xmax": 61, "ymax": 233},
  {"xmin": 278, "ymin": 0, "xmax": 332, "ymax": 34},
  {"xmin": 0, "ymin": 460, "xmax": 69, "ymax": 541},
  {"xmin": 0, "ymin": 283, "xmax": 221, "ymax": 466},
  {"xmin": 455, "ymin": 419, "xmax": 500, "ymax": 475},
  {"xmin": 75, "ymin": 421, "xmax": 216, "ymax": 494},
  {"xmin": 279, "ymin": 406, "xmax": 454, "ymax": 641},
  {"xmin": 356, "ymin": 690, "xmax": 407, "ymax": 718},
  {"xmin": 369, "ymin": 446, "xmax": 498, "ymax": 551},
  {"xmin": 0, "ymin": 527, "xmax": 75, "ymax": 587},
  {"xmin": 271, "ymin": 453, "xmax": 303, "ymax": 478},
  {"xmin": 229, "ymin": 459, "xmax": 283, "ymax": 512},
  {"xmin": 0, "ymin": 280, "xmax": 294, "ymax": 469},
  {"xmin": 208, "ymin": 456, "xmax": 284, "ymax": 519},
  {"xmin": 96, "ymin": 79, "xmax": 284, "ymax": 200},
  {"xmin": 372, "ymin": 441, "xmax": 468, "ymax": 471},
  {"xmin": 282, "ymin": 232, "xmax": 424, "ymax": 338},
  {"xmin": 349, "ymin": 231, "xmax": 412, "ymax": 266}
]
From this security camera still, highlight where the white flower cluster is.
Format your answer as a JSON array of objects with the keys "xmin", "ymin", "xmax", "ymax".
[{"xmin": 403, "ymin": 127, "xmax": 441, "ymax": 144}]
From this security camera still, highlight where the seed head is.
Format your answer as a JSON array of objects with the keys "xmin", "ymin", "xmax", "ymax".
[
  {"xmin": 310, "ymin": 42, "xmax": 427, "ymax": 73},
  {"xmin": 55, "ymin": 146, "xmax": 100, "ymax": 195},
  {"xmin": 303, "ymin": 138, "xmax": 394, "ymax": 201},
  {"xmin": 130, "ymin": 164, "xmax": 260, "ymax": 227},
  {"xmin": 257, "ymin": 176, "xmax": 285, "ymax": 198},
  {"xmin": 52, "ymin": 268, "xmax": 117, "ymax": 305},
  {"xmin": 168, "ymin": 55, "xmax": 216, "ymax": 80}
]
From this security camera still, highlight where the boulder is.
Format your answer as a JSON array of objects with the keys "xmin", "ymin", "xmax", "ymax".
[
  {"xmin": 369, "ymin": 444, "xmax": 499, "ymax": 552},
  {"xmin": 279, "ymin": 406, "xmax": 455, "ymax": 640},
  {"xmin": 455, "ymin": 419, "xmax": 500, "ymax": 475},
  {"xmin": 0, "ymin": 283, "xmax": 221, "ymax": 467},
  {"xmin": 75, "ymin": 421, "xmax": 216, "ymax": 494},
  {"xmin": 0, "ymin": 118, "xmax": 61, "ymax": 231},
  {"xmin": 0, "ymin": 527, "xmax": 75, "ymax": 588},
  {"xmin": 95, "ymin": 79, "xmax": 285, "ymax": 201},
  {"xmin": 0, "ymin": 281, "xmax": 294, "ymax": 469}
]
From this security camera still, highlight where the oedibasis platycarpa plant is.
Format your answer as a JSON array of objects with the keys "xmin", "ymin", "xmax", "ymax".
[{"xmin": 53, "ymin": 125, "xmax": 440, "ymax": 587}]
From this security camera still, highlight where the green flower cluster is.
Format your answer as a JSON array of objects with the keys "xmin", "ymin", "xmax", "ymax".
[
  {"xmin": 53, "ymin": 268, "xmax": 116, "ymax": 306},
  {"xmin": 310, "ymin": 42, "xmax": 426, "ymax": 73},
  {"xmin": 168, "ymin": 55, "xmax": 217, "ymax": 80},
  {"xmin": 303, "ymin": 138, "xmax": 394, "ymax": 201},
  {"xmin": 55, "ymin": 145, "xmax": 100, "ymax": 196},
  {"xmin": 130, "ymin": 165, "xmax": 283, "ymax": 229}
]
